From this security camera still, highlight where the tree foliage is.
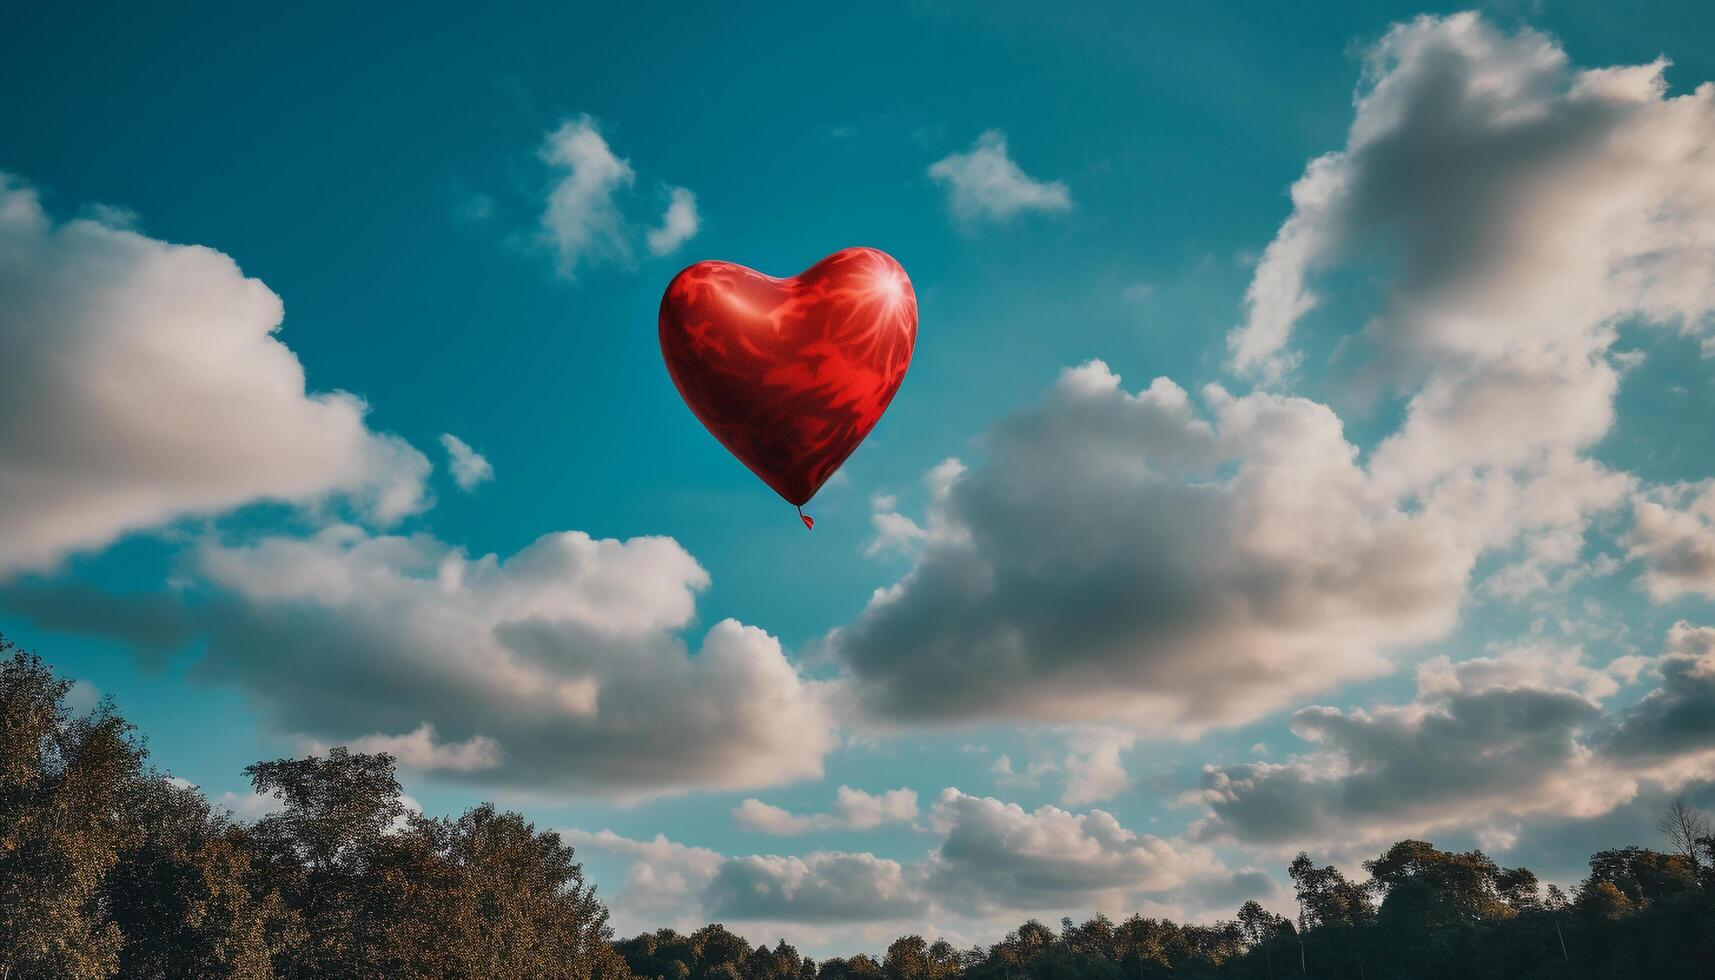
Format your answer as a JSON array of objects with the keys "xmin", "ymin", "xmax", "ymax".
[{"xmin": 0, "ymin": 638, "xmax": 627, "ymax": 980}]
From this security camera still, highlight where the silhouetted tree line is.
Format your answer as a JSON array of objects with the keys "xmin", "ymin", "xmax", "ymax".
[{"xmin": 6, "ymin": 636, "xmax": 1715, "ymax": 979}]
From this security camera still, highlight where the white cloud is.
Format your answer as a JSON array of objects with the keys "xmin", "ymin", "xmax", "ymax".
[
  {"xmin": 538, "ymin": 117, "xmax": 700, "ymax": 275},
  {"xmin": 0, "ymin": 175, "xmax": 430, "ymax": 577},
  {"xmin": 928, "ymin": 130, "xmax": 1071, "ymax": 223},
  {"xmin": 78, "ymin": 523, "xmax": 836, "ymax": 798},
  {"xmin": 830, "ymin": 362, "xmax": 1476, "ymax": 733},
  {"xmin": 1192, "ymin": 624, "xmax": 1715, "ymax": 857},
  {"xmin": 706, "ymin": 852, "xmax": 924, "ymax": 923},
  {"xmin": 990, "ymin": 753, "xmax": 1057, "ymax": 789},
  {"xmin": 575, "ymin": 789, "xmax": 1263, "ymax": 948},
  {"xmin": 1415, "ymin": 642, "xmax": 1632, "ymax": 701},
  {"xmin": 212, "ymin": 790, "xmax": 287, "ymax": 822},
  {"xmin": 64, "ymin": 679, "xmax": 102, "ymax": 714},
  {"xmin": 1224, "ymin": 12, "xmax": 1715, "ymax": 618},
  {"xmin": 439, "ymin": 433, "xmax": 494, "ymax": 491},
  {"xmin": 540, "ymin": 116, "xmax": 637, "ymax": 276},
  {"xmin": 1624, "ymin": 482, "xmax": 1715, "ymax": 600},
  {"xmin": 1061, "ymin": 728, "xmax": 1137, "ymax": 806},
  {"xmin": 1484, "ymin": 522, "xmax": 1609, "ymax": 599},
  {"xmin": 734, "ymin": 786, "xmax": 920, "ymax": 835},
  {"xmin": 568, "ymin": 830, "xmax": 924, "ymax": 938},
  {"xmin": 567, "ymin": 830, "xmax": 726, "ymax": 935},
  {"xmin": 164, "ymin": 775, "xmax": 288, "ymax": 822},
  {"xmin": 731, "ymin": 800, "xmax": 818, "ymax": 835},
  {"xmin": 1230, "ymin": 14, "xmax": 1715, "ymax": 387},
  {"xmin": 833, "ymin": 13, "xmax": 1715, "ymax": 736},
  {"xmin": 1223, "ymin": 14, "xmax": 1713, "ymax": 592},
  {"xmin": 646, "ymin": 186, "xmax": 700, "ymax": 256},
  {"xmin": 831, "ymin": 786, "xmax": 921, "ymax": 830},
  {"xmin": 304, "ymin": 722, "xmax": 502, "ymax": 773},
  {"xmin": 921, "ymin": 789, "xmax": 1266, "ymax": 919},
  {"xmin": 864, "ymin": 462, "xmax": 962, "ymax": 559},
  {"xmin": 865, "ymin": 509, "xmax": 929, "ymax": 559},
  {"xmin": 1604, "ymin": 621, "xmax": 1715, "ymax": 762}
]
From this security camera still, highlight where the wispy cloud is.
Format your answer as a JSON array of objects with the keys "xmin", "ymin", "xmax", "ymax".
[
  {"xmin": 439, "ymin": 433, "xmax": 494, "ymax": 492},
  {"xmin": 539, "ymin": 116, "xmax": 637, "ymax": 275},
  {"xmin": 928, "ymin": 130, "xmax": 1070, "ymax": 224},
  {"xmin": 538, "ymin": 115, "xmax": 700, "ymax": 276},
  {"xmin": 647, "ymin": 186, "xmax": 700, "ymax": 256},
  {"xmin": 734, "ymin": 786, "xmax": 919, "ymax": 835}
]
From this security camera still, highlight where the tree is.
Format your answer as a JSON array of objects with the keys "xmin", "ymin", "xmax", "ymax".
[
  {"xmin": 438, "ymin": 803, "xmax": 629, "ymax": 980},
  {"xmin": 616, "ymin": 929, "xmax": 699, "ymax": 980},
  {"xmin": 693, "ymin": 924, "xmax": 756, "ymax": 978},
  {"xmin": 243, "ymin": 749, "xmax": 631, "ymax": 980},
  {"xmin": 104, "ymin": 778, "xmax": 282, "ymax": 979},
  {"xmin": 0, "ymin": 643, "xmax": 144, "ymax": 980},
  {"xmin": 242, "ymin": 748, "xmax": 405, "ymax": 977},
  {"xmin": 1493, "ymin": 866, "xmax": 1540, "ymax": 912},
  {"xmin": 1657, "ymin": 796, "xmax": 1711, "ymax": 872},
  {"xmin": 1287, "ymin": 854, "xmax": 1374, "ymax": 931},
  {"xmin": 244, "ymin": 749, "xmax": 404, "ymax": 876},
  {"xmin": 1363, "ymin": 840, "xmax": 1511, "ymax": 928},
  {"xmin": 1288, "ymin": 854, "xmax": 1374, "ymax": 978},
  {"xmin": 883, "ymin": 936, "xmax": 931, "ymax": 980},
  {"xmin": 1583, "ymin": 846, "xmax": 1699, "ymax": 908},
  {"xmin": 743, "ymin": 939, "xmax": 812, "ymax": 980},
  {"xmin": 818, "ymin": 955, "xmax": 883, "ymax": 980},
  {"xmin": 1235, "ymin": 901, "xmax": 1291, "ymax": 978}
]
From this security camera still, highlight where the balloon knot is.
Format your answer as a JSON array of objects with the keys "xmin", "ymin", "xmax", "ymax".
[{"xmin": 797, "ymin": 506, "xmax": 814, "ymax": 530}]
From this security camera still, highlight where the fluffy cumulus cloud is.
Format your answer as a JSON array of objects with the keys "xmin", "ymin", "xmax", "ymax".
[
  {"xmin": 538, "ymin": 116, "xmax": 699, "ymax": 275},
  {"xmin": 1061, "ymin": 728, "xmax": 1137, "ymax": 806},
  {"xmin": 1230, "ymin": 12, "xmax": 1715, "ymax": 384},
  {"xmin": 706, "ymin": 852, "xmax": 924, "ymax": 924},
  {"xmin": 831, "ymin": 361, "xmax": 1476, "ymax": 733},
  {"xmin": 735, "ymin": 786, "xmax": 920, "ymax": 835},
  {"xmin": 0, "ymin": 176, "xmax": 429, "ymax": 577},
  {"xmin": 1226, "ymin": 12, "xmax": 1714, "ymax": 590},
  {"xmin": 1190, "ymin": 626, "xmax": 1715, "ymax": 856},
  {"xmin": 439, "ymin": 433, "xmax": 494, "ymax": 492},
  {"xmin": 45, "ymin": 524, "xmax": 835, "ymax": 798},
  {"xmin": 1624, "ymin": 483, "xmax": 1715, "ymax": 600},
  {"xmin": 566, "ymin": 829, "xmax": 924, "ymax": 941},
  {"xmin": 574, "ymin": 789, "xmax": 1262, "ymax": 946},
  {"xmin": 928, "ymin": 130, "xmax": 1071, "ymax": 224},
  {"xmin": 834, "ymin": 12, "xmax": 1715, "ymax": 736},
  {"xmin": 921, "ymin": 789, "xmax": 1266, "ymax": 918},
  {"xmin": 1604, "ymin": 621, "xmax": 1715, "ymax": 763}
]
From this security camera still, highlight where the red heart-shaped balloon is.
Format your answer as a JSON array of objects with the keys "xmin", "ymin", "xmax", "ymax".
[{"xmin": 659, "ymin": 247, "xmax": 917, "ymax": 524}]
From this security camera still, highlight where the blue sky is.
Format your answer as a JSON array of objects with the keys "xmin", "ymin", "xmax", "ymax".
[{"xmin": 6, "ymin": 0, "xmax": 1715, "ymax": 956}]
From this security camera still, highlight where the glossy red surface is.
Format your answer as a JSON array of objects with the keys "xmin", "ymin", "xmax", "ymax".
[{"xmin": 659, "ymin": 247, "xmax": 917, "ymax": 513}]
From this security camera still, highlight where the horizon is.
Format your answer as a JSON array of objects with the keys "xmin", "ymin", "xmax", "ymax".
[{"xmin": 5, "ymin": 0, "xmax": 1715, "ymax": 960}]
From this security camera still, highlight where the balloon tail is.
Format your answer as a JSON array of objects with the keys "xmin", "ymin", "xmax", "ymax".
[{"xmin": 797, "ymin": 506, "xmax": 814, "ymax": 530}]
